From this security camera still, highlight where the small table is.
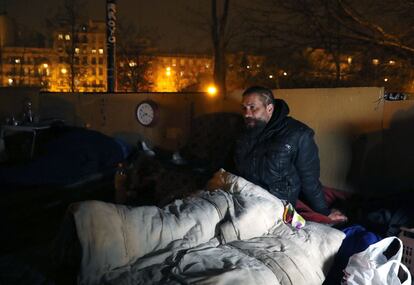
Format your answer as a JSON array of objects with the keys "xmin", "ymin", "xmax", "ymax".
[{"xmin": 0, "ymin": 122, "xmax": 55, "ymax": 158}]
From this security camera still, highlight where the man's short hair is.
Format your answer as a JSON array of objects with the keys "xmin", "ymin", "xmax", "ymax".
[{"xmin": 242, "ymin": 86, "xmax": 274, "ymax": 106}]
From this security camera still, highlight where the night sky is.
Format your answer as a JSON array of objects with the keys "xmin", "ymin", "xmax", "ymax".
[{"xmin": 6, "ymin": 0, "xmax": 211, "ymax": 52}]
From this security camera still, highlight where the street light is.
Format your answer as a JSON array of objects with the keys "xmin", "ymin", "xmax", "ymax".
[{"xmin": 207, "ymin": 85, "xmax": 217, "ymax": 97}]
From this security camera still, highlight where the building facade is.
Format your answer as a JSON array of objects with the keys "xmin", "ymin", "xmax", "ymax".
[
  {"xmin": 0, "ymin": 20, "xmax": 107, "ymax": 92},
  {"xmin": 0, "ymin": 18, "xmax": 267, "ymax": 93},
  {"xmin": 0, "ymin": 46, "xmax": 56, "ymax": 89}
]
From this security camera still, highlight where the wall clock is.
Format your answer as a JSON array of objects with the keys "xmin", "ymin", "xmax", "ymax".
[{"xmin": 135, "ymin": 100, "xmax": 159, "ymax": 127}]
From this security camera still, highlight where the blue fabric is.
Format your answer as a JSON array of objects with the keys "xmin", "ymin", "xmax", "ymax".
[
  {"xmin": 0, "ymin": 127, "xmax": 125, "ymax": 187},
  {"xmin": 114, "ymin": 137, "xmax": 132, "ymax": 160},
  {"xmin": 324, "ymin": 225, "xmax": 381, "ymax": 285}
]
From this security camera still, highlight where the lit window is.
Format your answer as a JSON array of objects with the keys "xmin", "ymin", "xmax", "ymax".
[
  {"xmin": 166, "ymin": 66, "xmax": 171, "ymax": 76},
  {"xmin": 372, "ymin": 59, "xmax": 380, "ymax": 65},
  {"xmin": 42, "ymin": 63, "xmax": 48, "ymax": 68},
  {"xmin": 98, "ymin": 48, "xmax": 104, "ymax": 54},
  {"xmin": 347, "ymin": 57, "xmax": 352, "ymax": 64},
  {"xmin": 15, "ymin": 58, "xmax": 20, "ymax": 64},
  {"xmin": 61, "ymin": 68, "xmax": 67, "ymax": 74},
  {"xmin": 75, "ymin": 48, "xmax": 80, "ymax": 54},
  {"xmin": 129, "ymin": 61, "xmax": 137, "ymax": 67},
  {"xmin": 65, "ymin": 34, "xmax": 71, "ymax": 40},
  {"xmin": 8, "ymin": 78, "xmax": 13, "ymax": 85},
  {"xmin": 58, "ymin": 34, "xmax": 63, "ymax": 40},
  {"xmin": 389, "ymin": 60, "xmax": 396, "ymax": 65},
  {"xmin": 91, "ymin": 49, "xmax": 96, "ymax": 54}
]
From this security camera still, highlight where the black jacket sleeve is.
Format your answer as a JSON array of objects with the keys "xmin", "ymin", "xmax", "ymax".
[{"xmin": 295, "ymin": 130, "xmax": 330, "ymax": 215}]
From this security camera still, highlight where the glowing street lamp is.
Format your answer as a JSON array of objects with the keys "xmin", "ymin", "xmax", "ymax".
[
  {"xmin": 207, "ymin": 85, "xmax": 217, "ymax": 97},
  {"xmin": 61, "ymin": 68, "xmax": 67, "ymax": 74}
]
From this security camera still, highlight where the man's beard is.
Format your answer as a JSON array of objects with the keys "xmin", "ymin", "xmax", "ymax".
[{"xmin": 244, "ymin": 118, "xmax": 267, "ymax": 137}]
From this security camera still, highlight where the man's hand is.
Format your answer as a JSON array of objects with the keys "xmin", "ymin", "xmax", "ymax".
[{"xmin": 328, "ymin": 208, "xmax": 348, "ymax": 223}]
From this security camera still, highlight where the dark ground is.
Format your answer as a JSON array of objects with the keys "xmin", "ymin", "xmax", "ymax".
[{"xmin": 0, "ymin": 177, "xmax": 115, "ymax": 285}]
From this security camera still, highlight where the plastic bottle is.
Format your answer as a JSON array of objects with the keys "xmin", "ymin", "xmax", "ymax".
[{"xmin": 114, "ymin": 162, "xmax": 128, "ymax": 203}]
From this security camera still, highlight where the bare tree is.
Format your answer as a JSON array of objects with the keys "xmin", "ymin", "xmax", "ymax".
[
  {"xmin": 183, "ymin": 1, "xmax": 248, "ymax": 95},
  {"xmin": 211, "ymin": 0, "xmax": 230, "ymax": 95},
  {"xmin": 116, "ymin": 21, "xmax": 156, "ymax": 92},
  {"xmin": 241, "ymin": 0, "xmax": 414, "ymax": 89},
  {"xmin": 47, "ymin": 0, "xmax": 86, "ymax": 92}
]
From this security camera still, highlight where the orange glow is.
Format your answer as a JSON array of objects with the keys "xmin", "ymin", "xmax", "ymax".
[
  {"xmin": 165, "ymin": 66, "xmax": 171, "ymax": 77},
  {"xmin": 207, "ymin": 85, "xmax": 217, "ymax": 97}
]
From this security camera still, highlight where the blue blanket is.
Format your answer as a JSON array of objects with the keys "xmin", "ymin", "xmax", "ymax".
[{"xmin": 0, "ymin": 127, "xmax": 129, "ymax": 187}]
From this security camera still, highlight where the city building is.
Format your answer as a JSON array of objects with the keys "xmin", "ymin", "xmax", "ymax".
[
  {"xmin": 149, "ymin": 53, "xmax": 213, "ymax": 92},
  {"xmin": 0, "ymin": 46, "xmax": 56, "ymax": 89},
  {"xmin": 0, "ymin": 16, "xmax": 265, "ymax": 93},
  {"xmin": 51, "ymin": 20, "xmax": 107, "ymax": 92},
  {"xmin": 0, "ymin": 19, "xmax": 107, "ymax": 92}
]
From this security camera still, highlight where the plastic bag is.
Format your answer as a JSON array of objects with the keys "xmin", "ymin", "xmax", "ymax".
[{"xmin": 342, "ymin": 236, "xmax": 411, "ymax": 285}]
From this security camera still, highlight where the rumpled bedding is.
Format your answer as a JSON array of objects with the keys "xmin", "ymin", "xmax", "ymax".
[{"xmin": 66, "ymin": 171, "xmax": 345, "ymax": 285}]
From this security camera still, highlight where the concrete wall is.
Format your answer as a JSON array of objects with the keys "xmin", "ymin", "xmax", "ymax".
[
  {"xmin": 0, "ymin": 88, "xmax": 222, "ymax": 149},
  {"xmin": 1, "ymin": 87, "xmax": 414, "ymax": 193}
]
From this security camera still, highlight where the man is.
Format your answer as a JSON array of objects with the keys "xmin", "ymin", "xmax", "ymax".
[{"xmin": 233, "ymin": 86, "xmax": 347, "ymax": 222}]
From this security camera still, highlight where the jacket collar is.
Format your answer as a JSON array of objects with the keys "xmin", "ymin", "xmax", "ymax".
[{"xmin": 262, "ymin": 98, "xmax": 290, "ymax": 135}]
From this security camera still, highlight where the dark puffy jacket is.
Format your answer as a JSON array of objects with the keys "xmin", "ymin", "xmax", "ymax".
[{"xmin": 234, "ymin": 99, "xmax": 330, "ymax": 215}]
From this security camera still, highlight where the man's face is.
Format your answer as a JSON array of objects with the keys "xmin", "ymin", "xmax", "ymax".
[{"xmin": 242, "ymin": 93, "xmax": 274, "ymax": 129}]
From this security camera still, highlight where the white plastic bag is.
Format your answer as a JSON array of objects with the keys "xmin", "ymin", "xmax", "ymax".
[{"xmin": 342, "ymin": 236, "xmax": 412, "ymax": 285}]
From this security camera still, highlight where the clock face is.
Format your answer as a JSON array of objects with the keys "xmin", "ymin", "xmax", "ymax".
[{"xmin": 136, "ymin": 101, "xmax": 158, "ymax": 127}]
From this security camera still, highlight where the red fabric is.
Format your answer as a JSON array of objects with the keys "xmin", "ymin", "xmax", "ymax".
[{"xmin": 296, "ymin": 186, "xmax": 351, "ymax": 224}]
